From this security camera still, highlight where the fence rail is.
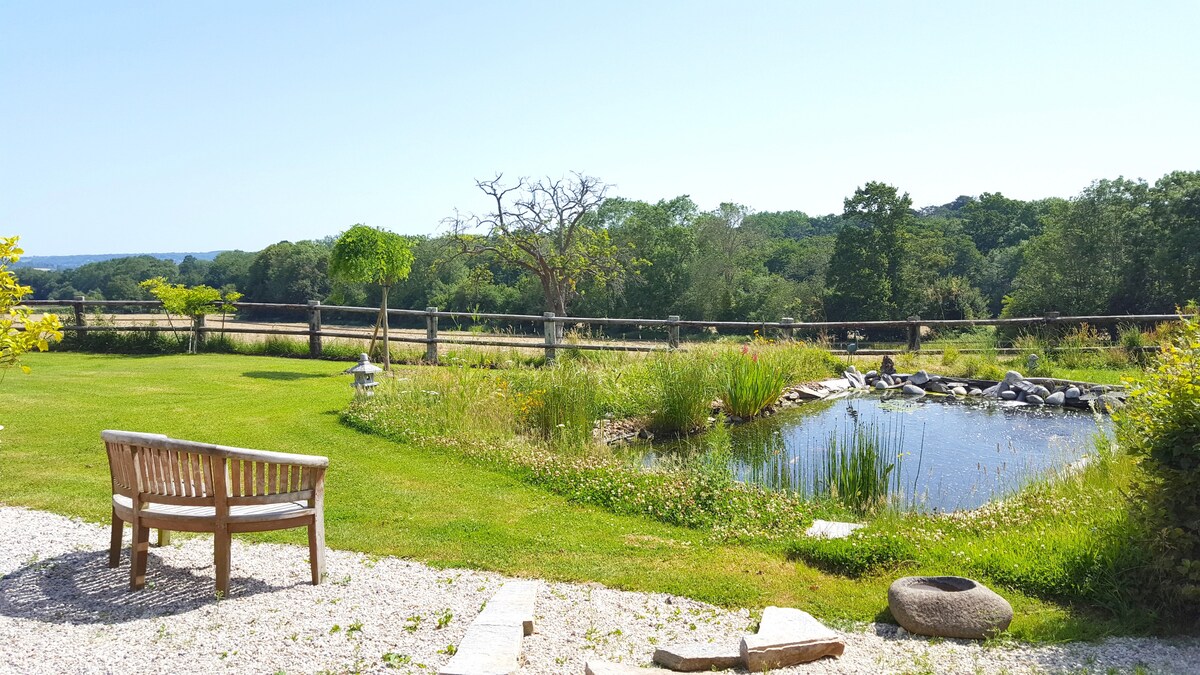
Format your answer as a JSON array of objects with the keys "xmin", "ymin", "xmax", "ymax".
[{"xmin": 23, "ymin": 298, "xmax": 1191, "ymax": 363}]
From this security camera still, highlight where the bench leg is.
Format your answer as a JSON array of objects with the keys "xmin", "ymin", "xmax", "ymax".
[
  {"xmin": 109, "ymin": 508, "xmax": 123, "ymax": 568},
  {"xmin": 129, "ymin": 519, "xmax": 149, "ymax": 590},
  {"xmin": 214, "ymin": 528, "xmax": 231, "ymax": 597},
  {"xmin": 308, "ymin": 517, "xmax": 325, "ymax": 585}
]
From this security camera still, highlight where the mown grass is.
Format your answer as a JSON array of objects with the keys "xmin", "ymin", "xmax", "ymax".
[{"xmin": 0, "ymin": 351, "xmax": 1154, "ymax": 642}]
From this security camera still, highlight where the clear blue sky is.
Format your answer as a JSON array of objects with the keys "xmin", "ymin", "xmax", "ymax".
[{"xmin": 3, "ymin": 1, "xmax": 1197, "ymax": 256}]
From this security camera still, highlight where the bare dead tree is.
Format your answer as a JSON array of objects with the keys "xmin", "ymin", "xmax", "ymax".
[{"xmin": 445, "ymin": 172, "xmax": 624, "ymax": 318}]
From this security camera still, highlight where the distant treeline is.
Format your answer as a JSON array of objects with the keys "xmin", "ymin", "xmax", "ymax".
[{"xmin": 17, "ymin": 171, "xmax": 1199, "ymax": 322}]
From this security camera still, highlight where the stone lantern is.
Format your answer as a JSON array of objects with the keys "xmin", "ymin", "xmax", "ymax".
[{"xmin": 344, "ymin": 353, "xmax": 383, "ymax": 397}]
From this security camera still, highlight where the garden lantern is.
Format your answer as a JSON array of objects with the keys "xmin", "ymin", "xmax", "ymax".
[{"xmin": 344, "ymin": 353, "xmax": 382, "ymax": 397}]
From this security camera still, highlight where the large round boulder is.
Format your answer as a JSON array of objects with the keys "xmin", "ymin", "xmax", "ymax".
[{"xmin": 887, "ymin": 576, "xmax": 1012, "ymax": 640}]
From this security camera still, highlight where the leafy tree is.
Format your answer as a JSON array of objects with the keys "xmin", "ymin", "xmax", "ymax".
[
  {"xmin": 245, "ymin": 241, "xmax": 332, "ymax": 307},
  {"xmin": 139, "ymin": 277, "xmax": 242, "ymax": 354},
  {"xmin": 448, "ymin": 173, "xmax": 628, "ymax": 318},
  {"xmin": 2, "ymin": 237, "xmax": 63, "ymax": 374},
  {"xmin": 329, "ymin": 225, "xmax": 414, "ymax": 370},
  {"xmin": 205, "ymin": 250, "xmax": 256, "ymax": 293},
  {"xmin": 826, "ymin": 182, "xmax": 912, "ymax": 320}
]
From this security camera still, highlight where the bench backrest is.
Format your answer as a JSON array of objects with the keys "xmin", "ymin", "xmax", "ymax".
[{"xmin": 102, "ymin": 430, "xmax": 328, "ymax": 509}]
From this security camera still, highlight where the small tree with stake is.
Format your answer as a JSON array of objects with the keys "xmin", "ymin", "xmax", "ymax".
[
  {"xmin": 329, "ymin": 225, "xmax": 413, "ymax": 371},
  {"xmin": 139, "ymin": 278, "xmax": 242, "ymax": 354}
]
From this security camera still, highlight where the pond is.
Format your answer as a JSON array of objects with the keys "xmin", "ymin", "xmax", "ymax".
[{"xmin": 632, "ymin": 393, "xmax": 1111, "ymax": 512}]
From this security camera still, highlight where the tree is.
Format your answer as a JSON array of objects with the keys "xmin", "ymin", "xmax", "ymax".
[
  {"xmin": 139, "ymin": 277, "xmax": 242, "ymax": 354},
  {"xmin": 329, "ymin": 225, "xmax": 414, "ymax": 370},
  {"xmin": 2, "ymin": 237, "xmax": 63, "ymax": 374},
  {"xmin": 447, "ymin": 173, "xmax": 626, "ymax": 318},
  {"xmin": 826, "ymin": 182, "xmax": 912, "ymax": 320}
]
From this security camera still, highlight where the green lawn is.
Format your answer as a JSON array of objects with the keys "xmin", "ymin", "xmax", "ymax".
[{"xmin": 0, "ymin": 352, "xmax": 1134, "ymax": 641}]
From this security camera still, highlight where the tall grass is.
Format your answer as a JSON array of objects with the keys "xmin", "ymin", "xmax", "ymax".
[
  {"xmin": 516, "ymin": 361, "xmax": 600, "ymax": 450},
  {"xmin": 645, "ymin": 352, "xmax": 715, "ymax": 435},
  {"xmin": 719, "ymin": 347, "xmax": 789, "ymax": 418},
  {"xmin": 814, "ymin": 420, "xmax": 908, "ymax": 514}
]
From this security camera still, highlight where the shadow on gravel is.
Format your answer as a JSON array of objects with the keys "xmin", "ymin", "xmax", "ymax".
[{"xmin": 0, "ymin": 550, "xmax": 282, "ymax": 624}]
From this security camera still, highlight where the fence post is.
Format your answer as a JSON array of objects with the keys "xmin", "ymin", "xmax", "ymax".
[
  {"xmin": 780, "ymin": 317, "xmax": 794, "ymax": 341},
  {"xmin": 425, "ymin": 306, "xmax": 439, "ymax": 364},
  {"xmin": 667, "ymin": 315, "xmax": 680, "ymax": 349},
  {"xmin": 906, "ymin": 315, "xmax": 922, "ymax": 351},
  {"xmin": 307, "ymin": 300, "xmax": 322, "ymax": 358},
  {"xmin": 73, "ymin": 295, "xmax": 86, "ymax": 327},
  {"xmin": 543, "ymin": 312, "xmax": 557, "ymax": 363},
  {"xmin": 192, "ymin": 313, "xmax": 206, "ymax": 351}
]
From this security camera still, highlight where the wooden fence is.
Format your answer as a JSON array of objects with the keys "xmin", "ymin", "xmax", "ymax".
[{"xmin": 24, "ymin": 299, "xmax": 1190, "ymax": 363}]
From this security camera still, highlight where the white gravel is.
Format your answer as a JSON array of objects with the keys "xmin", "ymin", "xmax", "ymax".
[{"xmin": 1, "ymin": 506, "xmax": 1196, "ymax": 674}]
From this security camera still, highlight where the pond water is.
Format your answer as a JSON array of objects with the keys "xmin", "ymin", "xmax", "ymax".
[{"xmin": 632, "ymin": 393, "xmax": 1111, "ymax": 512}]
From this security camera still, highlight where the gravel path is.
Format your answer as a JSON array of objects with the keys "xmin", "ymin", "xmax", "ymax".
[{"xmin": 1, "ymin": 506, "xmax": 1196, "ymax": 674}]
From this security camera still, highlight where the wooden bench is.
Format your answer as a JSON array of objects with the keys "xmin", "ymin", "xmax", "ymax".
[{"xmin": 103, "ymin": 430, "xmax": 329, "ymax": 594}]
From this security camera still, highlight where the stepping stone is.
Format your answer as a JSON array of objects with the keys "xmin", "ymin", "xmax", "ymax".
[
  {"xmin": 439, "ymin": 622, "xmax": 524, "ymax": 675},
  {"xmin": 652, "ymin": 641, "xmax": 742, "ymax": 671},
  {"xmin": 805, "ymin": 519, "xmax": 863, "ymax": 539},
  {"xmin": 586, "ymin": 661, "xmax": 677, "ymax": 675},
  {"xmin": 739, "ymin": 606, "xmax": 844, "ymax": 671},
  {"xmin": 475, "ymin": 580, "xmax": 539, "ymax": 635},
  {"xmin": 439, "ymin": 581, "xmax": 540, "ymax": 675}
]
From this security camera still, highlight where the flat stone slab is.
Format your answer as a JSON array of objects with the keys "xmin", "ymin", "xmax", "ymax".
[
  {"xmin": 586, "ymin": 661, "xmax": 677, "ymax": 675},
  {"xmin": 652, "ymin": 641, "xmax": 742, "ymax": 671},
  {"xmin": 439, "ymin": 622, "xmax": 524, "ymax": 675},
  {"xmin": 740, "ymin": 606, "xmax": 844, "ymax": 671},
  {"xmin": 475, "ymin": 580, "xmax": 539, "ymax": 635},
  {"xmin": 805, "ymin": 519, "xmax": 864, "ymax": 539}
]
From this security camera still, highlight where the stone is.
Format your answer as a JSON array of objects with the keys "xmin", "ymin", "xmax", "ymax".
[
  {"xmin": 652, "ymin": 642, "xmax": 742, "ymax": 672},
  {"xmin": 902, "ymin": 384, "xmax": 925, "ymax": 396},
  {"xmin": 887, "ymin": 576, "xmax": 1013, "ymax": 640},
  {"xmin": 968, "ymin": 388, "xmax": 983, "ymax": 396},
  {"xmin": 952, "ymin": 386, "xmax": 967, "ymax": 396},
  {"xmin": 439, "ymin": 622, "xmax": 524, "ymax": 675},
  {"xmin": 1003, "ymin": 370, "xmax": 1024, "ymax": 385},
  {"xmin": 1025, "ymin": 394, "xmax": 1044, "ymax": 405},
  {"xmin": 740, "ymin": 607, "xmax": 844, "ymax": 670},
  {"xmin": 1065, "ymin": 386, "xmax": 1081, "ymax": 399},
  {"xmin": 586, "ymin": 662, "xmax": 676, "ymax": 675},
  {"xmin": 476, "ymin": 580, "xmax": 539, "ymax": 636},
  {"xmin": 794, "ymin": 386, "xmax": 826, "ymax": 400},
  {"xmin": 806, "ymin": 519, "xmax": 864, "ymax": 539},
  {"xmin": 909, "ymin": 370, "xmax": 930, "ymax": 385},
  {"xmin": 1045, "ymin": 391, "xmax": 1065, "ymax": 406},
  {"xmin": 999, "ymin": 390, "xmax": 1017, "ymax": 401}
]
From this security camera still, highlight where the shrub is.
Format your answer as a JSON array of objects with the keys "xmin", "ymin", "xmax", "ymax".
[
  {"xmin": 719, "ymin": 347, "xmax": 789, "ymax": 419},
  {"xmin": 786, "ymin": 530, "xmax": 916, "ymax": 577},
  {"xmin": 1115, "ymin": 305, "xmax": 1200, "ymax": 617}
]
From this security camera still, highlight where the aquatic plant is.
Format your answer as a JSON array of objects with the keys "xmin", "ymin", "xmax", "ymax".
[{"xmin": 719, "ymin": 346, "xmax": 789, "ymax": 419}]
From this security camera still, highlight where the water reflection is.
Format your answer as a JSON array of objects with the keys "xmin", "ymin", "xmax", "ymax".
[{"xmin": 632, "ymin": 393, "xmax": 1110, "ymax": 512}]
